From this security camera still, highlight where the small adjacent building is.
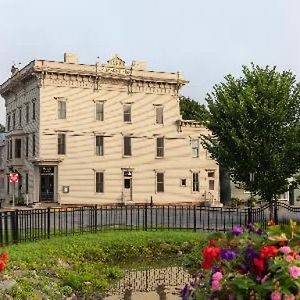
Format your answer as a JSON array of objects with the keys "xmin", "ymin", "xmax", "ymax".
[{"xmin": 0, "ymin": 53, "xmax": 220, "ymax": 206}]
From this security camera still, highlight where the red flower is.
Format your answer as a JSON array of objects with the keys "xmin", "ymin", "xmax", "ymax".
[
  {"xmin": 260, "ymin": 246, "xmax": 278, "ymax": 259},
  {"xmin": 201, "ymin": 241, "xmax": 221, "ymax": 269},
  {"xmin": 0, "ymin": 260, "xmax": 6, "ymax": 271},
  {"xmin": 253, "ymin": 258, "xmax": 264, "ymax": 272},
  {"xmin": 1, "ymin": 252, "xmax": 8, "ymax": 261}
]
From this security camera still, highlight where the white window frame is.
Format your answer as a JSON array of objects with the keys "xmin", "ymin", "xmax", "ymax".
[
  {"xmin": 156, "ymin": 171, "xmax": 165, "ymax": 193},
  {"xmin": 154, "ymin": 105, "xmax": 164, "ymax": 125},
  {"xmin": 123, "ymin": 136, "xmax": 132, "ymax": 157},
  {"xmin": 156, "ymin": 137, "xmax": 164, "ymax": 158},
  {"xmin": 58, "ymin": 100, "xmax": 67, "ymax": 119},
  {"xmin": 95, "ymin": 135, "xmax": 104, "ymax": 156},
  {"xmin": 95, "ymin": 172, "xmax": 104, "ymax": 193},
  {"xmin": 192, "ymin": 172, "xmax": 200, "ymax": 192},
  {"xmin": 123, "ymin": 104, "xmax": 132, "ymax": 123},
  {"xmin": 95, "ymin": 102, "xmax": 104, "ymax": 121},
  {"xmin": 191, "ymin": 139, "xmax": 199, "ymax": 158}
]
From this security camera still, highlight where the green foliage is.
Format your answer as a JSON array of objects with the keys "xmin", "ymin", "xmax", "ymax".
[
  {"xmin": 230, "ymin": 197, "xmax": 243, "ymax": 208},
  {"xmin": 179, "ymin": 96, "xmax": 206, "ymax": 121},
  {"xmin": 201, "ymin": 64, "xmax": 300, "ymax": 202},
  {"xmin": 5, "ymin": 231, "xmax": 206, "ymax": 299},
  {"xmin": 14, "ymin": 196, "xmax": 25, "ymax": 206}
]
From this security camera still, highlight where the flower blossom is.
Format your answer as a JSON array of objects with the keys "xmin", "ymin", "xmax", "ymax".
[
  {"xmin": 271, "ymin": 291, "xmax": 282, "ymax": 300},
  {"xmin": 211, "ymin": 280, "xmax": 221, "ymax": 291},
  {"xmin": 212, "ymin": 271, "xmax": 223, "ymax": 281},
  {"xmin": 220, "ymin": 249, "xmax": 237, "ymax": 261},
  {"xmin": 283, "ymin": 294, "xmax": 295, "ymax": 300},
  {"xmin": 232, "ymin": 225, "xmax": 243, "ymax": 236},
  {"xmin": 279, "ymin": 246, "xmax": 291, "ymax": 255},
  {"xmin": 289, "ymin": 266, "xmax": 300, "ymax": 279}
]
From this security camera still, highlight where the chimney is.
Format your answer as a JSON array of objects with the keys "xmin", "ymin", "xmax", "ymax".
[{"xmin": 64, "ymin": 52, "xmax": 78, "ymax": 64}]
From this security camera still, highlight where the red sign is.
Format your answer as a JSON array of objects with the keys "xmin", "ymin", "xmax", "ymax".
[{"xmin": 9, "ymin": 173, "xmax": 19, "ymax": 183}]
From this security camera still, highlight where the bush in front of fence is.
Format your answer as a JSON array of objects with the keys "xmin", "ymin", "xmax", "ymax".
[{"xmin": 182, "ymin": 221, "xmax": 300, "ymax": 299}]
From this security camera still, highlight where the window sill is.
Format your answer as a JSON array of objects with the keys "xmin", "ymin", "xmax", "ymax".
[
  {"xmin": 122, "ymin": 155, "xmax": 132, "ymax": 158},
  {"xmin": 124, "ymin": 121, "xmax": 132, "ymax": 124},
  {"xmin": 155, "ymin": 156, "xmax": 164, "ymax": 159}
]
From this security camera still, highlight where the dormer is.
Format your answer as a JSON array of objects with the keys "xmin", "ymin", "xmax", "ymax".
[{"xmin": 107, "ymin": 54, "xmax": 125, "ymax": 67}]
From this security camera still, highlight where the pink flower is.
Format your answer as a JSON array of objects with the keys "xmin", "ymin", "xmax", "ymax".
[
  {"xmin": 283, "ymin": 294, "xmax": 295, "ymax": 300},
  {"xmin": 289, "ymin": 266, "xmax": 300, "ymax": 279},
  {"xmin": 212, "ymin": 271, "xmax": 223, "ymax": 281},
  {"xmin": 286, "ymin": 255, "xmax": 294, "ymax": 262},
  {"xmin": 271, "ymin": 291, "xmax": 282, "ymax": 300},
  {"xmin": 279, "ymin": 246, "xmax": 291, "ymax": 255},
  {"xmin": 211, "ymin": 280, "xmax": 222, "ymax": 291},
  {"xmin": 295, "ymin": 255, "xmax": 300, "ymax": 260}
]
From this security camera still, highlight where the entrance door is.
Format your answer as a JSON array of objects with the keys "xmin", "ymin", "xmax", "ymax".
[
  {"xmin": 40, "ymin": 167, "xmax": 54, "ymax": 202},
  {"xmin": 123, "ymin": 171, "xmax": 132, "ymax": 202}
]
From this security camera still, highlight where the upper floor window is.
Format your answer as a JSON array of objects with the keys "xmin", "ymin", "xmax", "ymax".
[
  {"xmin": 95, "ymin": 136, "xmax": 104, "ymax": 156},
  {"xmin": 155, "ymin": 105, "xmax": 163, "ymax": 124},
  {"xmin": 208, "ymin": 171, "xmax": 215, "ymax": 191},
  {"xmin": 58, "ymin": 133, "xmax": 66, "ymax": 155},
  {"xmin": 15, "ymin": 139, "xmax": 22, "ymax": 158},
  {"xmin": 191, "ymin": 139, "xmax": 199, "ymax": 158},
  {"xmin": 26, "ymin": 103, "xmax": 29, "ymax": 123},
  {"xmin": 95, "ymin": 102, "xmax": 104, "ymax": 121},
  {"xmin": 58, "ymin": 101, "xmax": 66, "ymax": 119},
  {"xmin": 25, "ymin": 136, "xmax": 29, "ymax": 157},
  {"xmin": 32, "ymin": 101, "xmax": 36, "ymax": 121},
  {"xmin": 32, "ymin": 134, "xmax": 36, "ymax": 156},
  {"xmin": 156, "ymin": 172, "xmax": 164, "ymax": 192},
  {"xmin": 156, "ymin": 137, "xmax": 164, "ymax": 158},
  {"xmin": 9, "ymin": 139, "xmax": 12, "ymax": 159},
  {"xmin": 192, "ymin": 172, "xmax": 199, "ymax": 192},
  {"xmin": 7, "ymin": 115, "xmax": 10, "ymax": 131},
  {"xmin": 19, "ymin": 107, "xmax": 22, "ymax": 126},
  {"xmin": 123, "ymin": 136, "xmax": 132, "ymax": 156},
  {"xmin": 12, "ymin": 111, "xmax": 16, "ymax": 129},
  {"xmin": 123, "ymin": 104, "xmax": 131, "ymax": 122},
  {"xmin": 95, "ymin": 172, "xmax": 104, "ymax": 193}
]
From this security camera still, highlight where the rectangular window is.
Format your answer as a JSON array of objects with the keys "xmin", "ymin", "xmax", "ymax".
[
  {"xmin": 208, "ymin": 171, "xmax": 215, "ymax": 191},
  {"xmin": 7, "ymin": 115, "xmax": 10, "ymax": 131},
  {"xmin": 156, "ymin": 137, "xmax": 164, "ymax": 157},
  {"xmin": 32, "ymin": 101, "xmax": 36, "ymax": 120},
  {"xmin": 95, "ymin": 136, "xmax": 104, "ymax": 156},
  {"xmin": 25, "ymin": 136, "xmax": 29, "ymax": 157},
  {"xmin": 58, "ymin": 133, "xmax": 66, "ymax": 155},
  {"xmin": 192, "ymin": 173, "xmax": 199, "ymax": 192},
  {"xmin": 95, "ymin": 172, "xmax": 104, "ymax": 193},
  {"xmin": 180, "ymin": 179, "xmax": 187, "ymax": 187},
  {"xmin": 25, "ymin": 173, "xmax": 29, "ymax": 194},
  {"xmin": 15, "ymin": 139, "xmax": 22, "ymax": 158},
  {"xmin": 12, "ymin": 111, "xmax": 15, "ymax": 129},
  {"xmin": 26, "ymin": 103, "xmax": 29, "ymax": 123},
  {"xmin": 191, "ymin": 139, "xmax": 199, "ymax": 158},
  {"xmin": 7, "ymin": 176, "xmax": 9, "ymax": 194},
  {"xmin": 9, "ymin": 139, "xmax": 12, "ymax": 159},
  {"xmin": 58, "ymin": 101, "xmax": 66, "ymax": 119},
  {"xmin": 19, "ymin": 107, "xmax": 22, "ymax": 126},
  {"xmin": 7, "ymin": 140, "xmax": 9, "ymax": 160},
  {"xmin": 95, "ymin": 102, "xmax": 104, "ymax": 121},
  {"xmin": 123, "ymin": 104, "xmax": 131, "ymax": 122},
  {"xmin": 124, "ymin": 136, "xmax": 132, "ymax": 156},
  {"xmin": 156, "ymin": 172, "xmax": 164, "ymax": 192},
  {"xmin": 155, "ymin": 106, "xmax": 163, "ymax": 124},
  {"xmin": 32, "ymin": 134, "xmax": 36, "ymax": 156}
]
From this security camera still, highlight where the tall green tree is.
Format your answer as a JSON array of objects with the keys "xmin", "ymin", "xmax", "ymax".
[
  {"xmin": 201, "ymin": 64, "xmax": 300, "ymax": 204},
  {"xmin": 179, "ymin": 96, "xmax": 206, "ymax": 120}
]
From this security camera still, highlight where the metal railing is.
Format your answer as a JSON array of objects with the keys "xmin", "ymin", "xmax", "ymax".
[{"xmin": 0, "ymin": 202, "xmax": 299, "ymax": 245}]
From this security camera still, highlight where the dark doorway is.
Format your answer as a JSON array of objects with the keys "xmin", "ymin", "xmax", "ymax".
[{"xmin": 40, "ymin": 167, "xmax": 54, "ymax": 202}]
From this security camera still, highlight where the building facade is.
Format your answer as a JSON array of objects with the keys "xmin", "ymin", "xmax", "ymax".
[{"xmin": 0, "ymin": 53, "xmax": 220, "ymax": 206}]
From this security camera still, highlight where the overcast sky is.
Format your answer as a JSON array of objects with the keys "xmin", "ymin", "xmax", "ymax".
[{"xmin": 0, "ymin": 0, "xmax": 299, "ymax": 125}]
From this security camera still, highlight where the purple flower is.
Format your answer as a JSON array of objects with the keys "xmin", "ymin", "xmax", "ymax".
[
  {"xmin": 232, "ymin": 225, "xmax": 243, "ymax": 236},
  {"xmin": 256, "ymin": 228, "xmax": 263, "ymax": 236},
  {"xmin": 247, "ymin": 222, "xmax": 254, "ymax": 232},
  {"xmin": 220, "ymin": 249, "xmax": 237, "ymax": 260},
  {"xmin": 181, "ymin": 284, "xmax": 191, "ymax": 299},
  {"xmin": 212, "ymin": 265, "xmax": 222, "ymax": 273},
  {"xmin": 245, "ymin": 245, "xmax": 258, "ymax": 260},
  {"xmin": 240, "ymin": 263, "xmax": 249, "ymax": 274}
]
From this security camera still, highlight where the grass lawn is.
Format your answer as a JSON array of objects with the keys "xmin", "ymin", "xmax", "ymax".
[{"xmin": 1, "ymin": 231, "xmax": 207, "ymax": 300}]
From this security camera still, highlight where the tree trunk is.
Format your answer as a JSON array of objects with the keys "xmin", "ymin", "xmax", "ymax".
[{"xmin": 220, "ymin": 167, "xmax": 231, "ymax": 206}]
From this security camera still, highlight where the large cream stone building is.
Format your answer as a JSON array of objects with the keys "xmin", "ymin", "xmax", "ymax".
[{"xmin": 0, "ymin": 53, "xmax": 220, "ymax": 206}]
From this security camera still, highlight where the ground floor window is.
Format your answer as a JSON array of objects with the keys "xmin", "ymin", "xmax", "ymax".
[
  {"xmin": 96, "ymin": 172, "xmax": 104, "ymax": 193},
  {"xmin": 156, "ymin": 172, "xmax": 164, "ymax": 192},
  {"xmin": 192, "ymin": 172, "xmax": 199, "ymax": 192}
]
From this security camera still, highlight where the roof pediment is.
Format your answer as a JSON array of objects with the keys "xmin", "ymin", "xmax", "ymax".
[{"xmin": 107, "ymin": 54, "xmax": 125, "ymax": 67}]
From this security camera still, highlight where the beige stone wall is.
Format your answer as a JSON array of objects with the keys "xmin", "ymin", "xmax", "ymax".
[{"xmin": 40, "ymin": 82, "xmax": 219, "ymax": 205}]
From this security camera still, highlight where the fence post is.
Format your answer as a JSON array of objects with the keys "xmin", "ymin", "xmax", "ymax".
[
  {"xmin": 47, "ymin": 208, "xmax": 51, "ymax": 239},
  {"xmin": 247, "ymin": 204, "xmax": 253, "ymax": 225},
  {"xmin": 94, "ymin": 205, "xmax": 98, "ymax": 232},
  {"xmin": 193, "ymin": 206, "xmax": 196, "ymax": 232},
  {"xmin": 144, "ymin": 205, "xmax": 148, "ymax": 231},
  {"xmin": 11, "ymin": 210, "xmax": 19, "ymax": 243}
]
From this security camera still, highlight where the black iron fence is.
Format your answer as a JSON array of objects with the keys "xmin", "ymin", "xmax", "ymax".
[{"xmin": 0, "ymin": 202, "xmax": 299, "ymax": 245}]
